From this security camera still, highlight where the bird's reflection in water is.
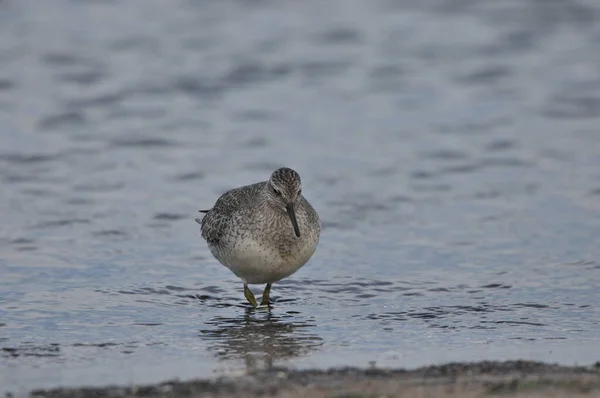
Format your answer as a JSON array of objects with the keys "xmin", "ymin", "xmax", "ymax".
[{"xmin": 199, "ymin": 308, "xmax": 323, "ymax": 372}]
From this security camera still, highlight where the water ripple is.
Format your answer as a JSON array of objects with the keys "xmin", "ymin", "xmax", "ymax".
[{"xmin": 2, "ymin": 0, "xmax": 600, "ymax": 392}]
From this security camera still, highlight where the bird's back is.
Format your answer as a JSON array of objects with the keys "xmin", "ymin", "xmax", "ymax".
[{"xmin": 199, "ymin": 181, "xmax": 266, "ymax": 244}]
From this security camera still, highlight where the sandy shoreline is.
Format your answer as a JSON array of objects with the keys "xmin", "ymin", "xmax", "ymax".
[{"xmin": 21, "ymin": 360, "xmax": 600, "ymax": 398}]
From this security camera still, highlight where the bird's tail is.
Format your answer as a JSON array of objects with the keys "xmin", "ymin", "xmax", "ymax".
[{"xmin": 195, "ymin": 209, "xmax": 210, "ymax": 225}]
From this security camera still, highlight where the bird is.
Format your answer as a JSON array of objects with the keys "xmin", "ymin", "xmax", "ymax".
[{"xmin": 195, "ymin": 167, "xmax": 320, "ymax": 307}]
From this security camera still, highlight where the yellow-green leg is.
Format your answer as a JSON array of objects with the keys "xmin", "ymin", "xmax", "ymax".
[
  {"xmin": 260, "ymin": 283, "xmax": 272, "ymax": 306},
  {"xmin": 244, "ymin": 283, "xmax": 258, "ymax": 307}
]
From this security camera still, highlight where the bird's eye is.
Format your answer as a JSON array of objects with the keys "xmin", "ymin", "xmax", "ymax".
[
  {"xmin": 272, "ymin": 187, "xmax": 281, "ymax": 195},
  {"xmin": 298, "ymin": 189, "xmax": 302, "ymax": 196}
]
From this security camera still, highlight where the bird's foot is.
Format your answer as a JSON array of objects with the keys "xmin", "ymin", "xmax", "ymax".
[
  {"xmin": 260, "ymin": 283, "xmax": 272, "ymax": 307},
  {"xmin": 244, "ymin": 284, "xmax": 258, "ymax": 307}
]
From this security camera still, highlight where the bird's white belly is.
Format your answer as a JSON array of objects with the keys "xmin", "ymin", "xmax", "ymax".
[{"xmin": 216, "ymin": 237, "xmax": 316, "ymax": 284}]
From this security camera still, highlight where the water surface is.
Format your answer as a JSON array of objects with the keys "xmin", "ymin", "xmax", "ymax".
[{"xmin": 1, "ymin": 0, "xmax": 600, "ymax": 394}]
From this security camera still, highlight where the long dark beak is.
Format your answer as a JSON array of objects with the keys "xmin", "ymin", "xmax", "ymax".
[{"xmin": 285, "ymin": 203, "xmax": 301, "ymax": 237}]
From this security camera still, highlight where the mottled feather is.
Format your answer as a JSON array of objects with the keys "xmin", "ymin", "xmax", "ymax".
[{"xmin": 199, "ymin": 182, "xmax": 265, "ymax": 243}]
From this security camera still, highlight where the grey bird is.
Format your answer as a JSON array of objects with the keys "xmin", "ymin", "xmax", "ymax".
[{"xmin": 195, "ymin": 167, "xmax": 320, "ymax": 307}]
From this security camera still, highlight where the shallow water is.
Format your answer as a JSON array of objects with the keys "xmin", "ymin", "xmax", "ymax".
[{"xmin": 2, "ymin": 0, "xmax": 600, "ymax": 394}]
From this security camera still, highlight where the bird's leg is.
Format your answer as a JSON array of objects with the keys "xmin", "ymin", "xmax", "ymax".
[
  {"xmin": 244, "ymin": 283, "xmax": 258, "ymax": 307},
  {"xmin": 260, "ymin": 283, "xmax": 272, "ymax": 306}
]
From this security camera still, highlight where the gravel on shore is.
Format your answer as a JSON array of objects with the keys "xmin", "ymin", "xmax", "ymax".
[{"xmin": 21, "ymin": 360, "xmax": 600, "ymax": 398}]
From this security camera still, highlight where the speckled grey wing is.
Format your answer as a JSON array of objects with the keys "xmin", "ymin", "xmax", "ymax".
[
  {"xmin": 197, "ymin": 182, "xmax": 265, "ymax": 244},
  {"xmin": 197, "ymin": 202, "xmax": 235, "ymax": 244}
]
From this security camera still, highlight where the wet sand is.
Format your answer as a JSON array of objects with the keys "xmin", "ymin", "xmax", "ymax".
[{"xmin": 24, "ymin": 360, "xmax": 600, "ymax": 398}]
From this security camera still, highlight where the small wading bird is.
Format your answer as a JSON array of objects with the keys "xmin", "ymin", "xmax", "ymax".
[{"xmin": 196, "ymin": 167, "xmax": 320, "ymax": 307}]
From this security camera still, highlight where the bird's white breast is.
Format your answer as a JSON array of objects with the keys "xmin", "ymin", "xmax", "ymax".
[{"xmin": 214, "ymin": 235, "xmax": 318, "ymax": 285}]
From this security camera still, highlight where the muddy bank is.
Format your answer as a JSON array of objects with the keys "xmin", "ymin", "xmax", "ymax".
[{"xmin": 23, "ymin": 360, "xmax": 600, "ymax": 398}]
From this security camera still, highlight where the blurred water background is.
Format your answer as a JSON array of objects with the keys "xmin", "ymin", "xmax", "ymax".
[{"xmin": 1, "ymin": 0, "xmax": 600, "ymax": 394}]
